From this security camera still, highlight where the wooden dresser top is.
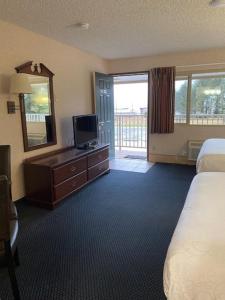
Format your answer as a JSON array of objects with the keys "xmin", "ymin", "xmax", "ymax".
[{"xmin": 25, "ymin": 144, "xmax": 109, "ymax": 168}]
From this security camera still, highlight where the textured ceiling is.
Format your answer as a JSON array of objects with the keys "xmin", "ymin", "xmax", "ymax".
[{"xmin": 0, "ymin": 0, "xmax": 225, "ymax": 59}]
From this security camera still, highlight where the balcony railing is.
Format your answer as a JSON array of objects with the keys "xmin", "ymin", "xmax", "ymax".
[
  {"xmin": 26, "ymin": 113, "xmax": 48, "ymax": 122},
  {"xmin": 115, "ymin": 112, "xmax": 225, "ymax": 150},
  {"xmin": 175, "ymin": 114, "xmax": 225, "ymax": 125},
  {"xmin": 115, "ymin": 113, "xmax": 147, "ymax": 149}
]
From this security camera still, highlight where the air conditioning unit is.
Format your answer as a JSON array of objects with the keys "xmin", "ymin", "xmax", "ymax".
[{"xmin": 188, "ymin": 140, "xmax": 203, "ymax": 161}]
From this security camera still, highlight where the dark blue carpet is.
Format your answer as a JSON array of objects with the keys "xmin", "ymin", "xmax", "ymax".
[{"xmin": 0, "ymin": 163, "xmax": 195, "ymax": 300}]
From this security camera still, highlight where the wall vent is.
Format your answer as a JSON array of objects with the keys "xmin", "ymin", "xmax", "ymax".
[{"xmin": 188, "ymin": 140, "xmax": 203, "ymax": 161}]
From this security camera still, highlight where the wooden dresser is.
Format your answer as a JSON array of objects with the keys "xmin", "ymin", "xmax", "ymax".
[{"xmin": 24, "ymin": 144, "xmax": 110, "ymax": 209}]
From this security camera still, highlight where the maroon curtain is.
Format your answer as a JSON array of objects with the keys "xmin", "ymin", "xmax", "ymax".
[{"xmin": 149, "ymin": 67, "xmax": 175, "ymax": 133}]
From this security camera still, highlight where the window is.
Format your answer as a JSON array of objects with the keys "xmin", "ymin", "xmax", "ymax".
[{"xmin": 175, "ymin": 72, "xmax": 225, "ymax": 125}]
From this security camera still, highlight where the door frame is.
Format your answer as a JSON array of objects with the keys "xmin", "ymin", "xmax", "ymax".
[
  {"xmin": 92, "ymin": 72, "xmax": 97, "ymax": 114},
  {"xmin": 93, "ymin": 71, "xmax": 150, "ymax": 161},
  {"xmin": 110, "ymin": 71, "xmax": 150, "ymax": 161}
]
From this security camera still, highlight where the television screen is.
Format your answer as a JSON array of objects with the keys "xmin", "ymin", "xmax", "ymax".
[{"xmin": 73, "ymin": 114, "xmax": 98, "ymax": 148}]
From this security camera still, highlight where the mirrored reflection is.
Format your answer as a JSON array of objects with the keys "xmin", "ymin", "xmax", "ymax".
[{"xmin": 24, "ymin": 75, "xmax": 53, "ymax": 147}]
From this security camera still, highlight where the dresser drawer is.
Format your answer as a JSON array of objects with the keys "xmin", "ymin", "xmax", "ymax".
[
  {"xmin": 88, "ymin": 160, "xmax": 109, "ymax": 180},
  {"xmin": 88, "ymin": 148, "xmax": 109, "ymax": 168},
  {"xmin": 54, "ymin": 171, "xmax": 87, "ymax": 201},
  {"xmin": 53, "ymin": 157, "xmax": 87, "ymax": 185}
]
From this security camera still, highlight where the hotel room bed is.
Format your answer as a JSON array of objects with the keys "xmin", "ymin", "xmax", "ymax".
[
  {"xmin": 163, "ymin": 172, "xmax": 225, "ymax": 300},
  {"xmin": 197, "ymin": 138, "xmax": 225, "ymax": 173}
]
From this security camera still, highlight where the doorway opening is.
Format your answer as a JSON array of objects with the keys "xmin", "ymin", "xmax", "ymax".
[
  {"xmin": 93, "ymin": 71, "xmax": 152, "ymax": 173},
  {"xmin": 113, "ymin": 73, "xmax": 148, "ymax": 160}
]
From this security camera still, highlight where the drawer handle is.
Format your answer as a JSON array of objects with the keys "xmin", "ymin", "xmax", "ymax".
[{"xmin": 71, "ymin": 167, "xmax": 77, "ymax": 172}]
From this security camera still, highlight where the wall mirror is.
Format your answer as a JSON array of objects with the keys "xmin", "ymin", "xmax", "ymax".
[{"xmin": 16, "ymin": 61, "xmax": 57, "ymax": 152}]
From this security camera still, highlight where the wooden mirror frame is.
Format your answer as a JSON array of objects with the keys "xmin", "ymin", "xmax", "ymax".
[{"xmin": 16, "ymin": 61, "xmax": 57, "ymax": 152}]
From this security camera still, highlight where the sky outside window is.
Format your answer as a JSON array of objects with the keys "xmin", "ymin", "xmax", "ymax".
[{"xmin": 114, "ymin": 82, "xmax": 148, "ymax": 114}]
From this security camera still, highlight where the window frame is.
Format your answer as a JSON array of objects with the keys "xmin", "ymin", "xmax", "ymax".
[{"xmin": 175, "ymin": 70, "xmax": 225, "ymax": 126}]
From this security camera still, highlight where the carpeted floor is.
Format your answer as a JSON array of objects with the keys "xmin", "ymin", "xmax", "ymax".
[{"xmin": 0, "ymin": 163, "xmax": 196, "ymax": 300}]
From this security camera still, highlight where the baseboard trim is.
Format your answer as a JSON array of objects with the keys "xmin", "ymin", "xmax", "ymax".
[{"xmin": 149, "ymin": 153, "xmax": 196, "ymax": 166}]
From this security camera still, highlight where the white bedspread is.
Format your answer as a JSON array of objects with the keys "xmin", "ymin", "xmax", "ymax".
[
  {"xmin": 197, "ymin": 138, "xmax": 225, "ymax": 173},
  {"xmin": 164, "ymin": 172, "xmax": 225, "ymax": 300}
]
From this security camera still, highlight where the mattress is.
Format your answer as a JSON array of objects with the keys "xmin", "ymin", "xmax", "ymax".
[
  {"xmin": 163, "ymin": 172, "xmax": 225, "ymax": 300},
  {"xmin": 197, "ymin": 138, "xmax": 225, "ymax": 173}
]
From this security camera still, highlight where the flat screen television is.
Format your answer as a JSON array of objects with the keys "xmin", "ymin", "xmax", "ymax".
[{"xmin": 73, "ymin": 114, "xmax": 98, "ymax": 149}]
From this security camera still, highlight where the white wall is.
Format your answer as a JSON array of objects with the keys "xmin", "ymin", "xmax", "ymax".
[
  {"xmin": 150, "ymin": 125, "xmax": 225, "ymax": 156},
  {"xmin": 0, "ymin": 20, "xmax": 107, "ymax": 200}
]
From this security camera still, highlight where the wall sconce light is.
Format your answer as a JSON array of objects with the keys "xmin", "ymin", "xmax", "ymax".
[{"xmin": 7, "ymin": 73, "xmax": 32, "ymax": 114}]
